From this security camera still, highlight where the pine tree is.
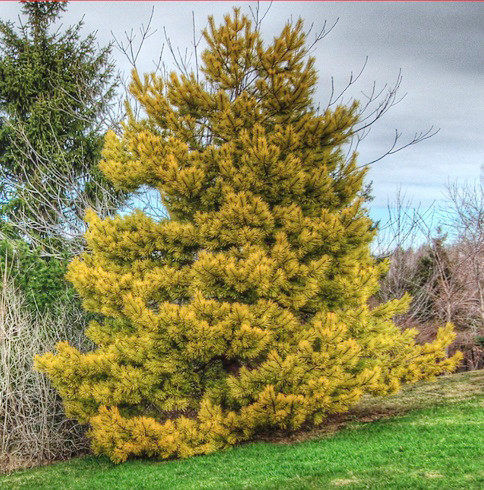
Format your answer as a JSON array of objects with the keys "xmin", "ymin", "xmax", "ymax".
[
  {"xmin": 36, "ymin": 10, "xmax": 461, "ymax": 463},
  {"xmin": 0, "ymin": 0, "xmax": 124, "ymax": 252}
]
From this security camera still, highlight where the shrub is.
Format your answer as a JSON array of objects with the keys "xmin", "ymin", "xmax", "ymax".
[{"xmin": 0, "ymin": 239, "xmax": 73, "ymax": 312}]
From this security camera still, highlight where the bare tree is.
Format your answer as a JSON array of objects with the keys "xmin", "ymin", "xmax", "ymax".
[
  {"xmin": 377, "ymin": 179, "xmax": 484, "ymax": 370},
  {"xmin": 3, "ymin": 122, "xmax": 127, "ymax": 257},
  {"xmin": 444, "ymin": 180, "xmax": 484, "ymax": 325}
]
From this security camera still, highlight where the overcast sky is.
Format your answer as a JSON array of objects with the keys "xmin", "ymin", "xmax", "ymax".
[{"xmin": 2, "ymin": 1, "xmax": 483, "ymax": 224}]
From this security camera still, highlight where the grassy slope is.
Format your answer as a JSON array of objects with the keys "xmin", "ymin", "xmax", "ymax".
[{"xmin": 1, "ymin": 370, "xmax": 483, "ymax": 490}]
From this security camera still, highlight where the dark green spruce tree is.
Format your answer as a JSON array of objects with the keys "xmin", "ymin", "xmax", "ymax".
[
  {"xmin": 0, "ymin": 0, "xmax": 124, "ymax": 249},
  {"xmin": 0, "ymin": 0, "xmax": 125, "ymax": 310}
]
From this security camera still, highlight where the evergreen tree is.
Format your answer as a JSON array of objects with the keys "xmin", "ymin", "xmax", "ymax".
[
  {"xmin": 36, "ymin": 11, "xmax": 461, "ymax": 463},
  {"xmin": 0, "ymin": 0, "xmax": 124, "ymax": 252}
]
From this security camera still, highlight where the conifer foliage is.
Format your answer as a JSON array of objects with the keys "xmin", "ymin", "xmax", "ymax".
[
  {"xmin": 36, "ymin": 11, "xmax": 461, "ymax": 463},
  {"xmin": 0, "ymin": 1, "xmax": 122, "ymax": 251}
]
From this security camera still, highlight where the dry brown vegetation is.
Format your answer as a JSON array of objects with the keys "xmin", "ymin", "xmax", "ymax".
[{"xmin": 0, "ymin": 271, "xmax": 90, "ymax": 474}]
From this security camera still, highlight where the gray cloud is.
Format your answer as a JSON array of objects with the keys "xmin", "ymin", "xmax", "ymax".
[
  {"xmin": 1, "ymin": 1, "xmax": 482, "ymax": 211},
  {"xmin": 338, "ymin": 3, "xmax": 484, "ymax": 75}
]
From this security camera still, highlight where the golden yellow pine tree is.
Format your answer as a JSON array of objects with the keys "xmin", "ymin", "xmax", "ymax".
[{"xmin": 35, "ymin": 10, "xmax": 461, "ymax": 463}]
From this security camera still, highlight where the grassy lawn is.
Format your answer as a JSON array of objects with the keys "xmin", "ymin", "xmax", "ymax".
[{"xmin": 1, "ymin": 370, "xmax": 483, "ymax": 490}]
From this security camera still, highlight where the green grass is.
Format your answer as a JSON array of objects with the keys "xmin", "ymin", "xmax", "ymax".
[{"xmin": 2, "ymin": 370, "xmax": 483, "ymax": 489}]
